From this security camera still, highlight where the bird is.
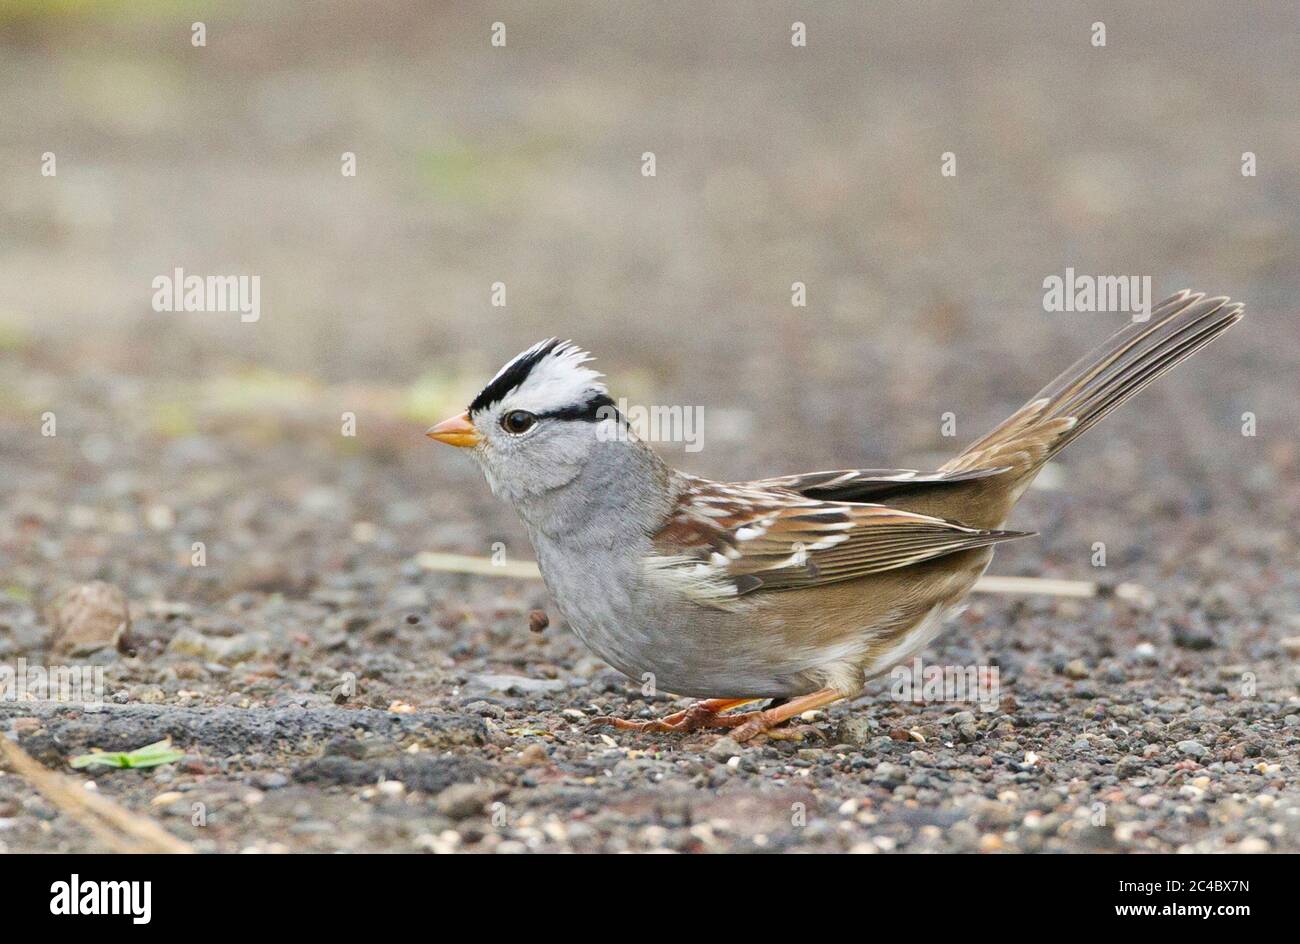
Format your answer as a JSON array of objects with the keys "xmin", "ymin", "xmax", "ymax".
[{"xmin": 427, "ymin": 290, "xmax": 1243, "ymax": 741}]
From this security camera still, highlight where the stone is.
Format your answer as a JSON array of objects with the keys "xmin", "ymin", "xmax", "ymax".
[
  {"xmin": 1171, "ymin": 620, "xmax": 1215, "ymax": 650},
  {"xmin": 464, "ymin": 673, "xmax": 566, "ymax": 697},
  {"xmin": 434, "ymin": 782, "xmax": 495, "ymax": 819},
  {"xmin": 1062, "ymin": 659, "xmax": 1090, "ymax": 680},
  {"xmin": 167, "ymin": 627, "xmax": 270, "ymax": 665},
  {"xmin": 45, "ymin": 582, "xmax": 132, "ymax": 657},
  {"xmin": 835, "ymin": 716, "xmax": 878, "ymax": 746},
  {"xmin": 708, "ymin": 737, "xmax": 742, "ymax": 761}
]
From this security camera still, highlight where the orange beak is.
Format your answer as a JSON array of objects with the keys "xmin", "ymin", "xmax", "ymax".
[{"xmin": 426, "ymin": 412, "xmax": 483, "ymax": 448}]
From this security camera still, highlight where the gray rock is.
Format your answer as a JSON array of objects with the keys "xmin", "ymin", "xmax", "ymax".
[
  {"xmin": 45, "ymin": 581, "xmax": 132, "ymax": 657},
  {"xmin": 462, "ymin": 700, "xmax": 507, "ymax": 719},
  {"xmin": 297, "ymin": 753, "xmax": 492, "ymax": 794},
  {"xmin": 1172, "ymin": 620, "xmax": 1215, "ymax": 650},
  {"xmin": 434, "ymin": 782, "xmax": 496, "ymax": 819},
  {"xmin": 872, "ymin": 762, "xmax": 906, "ymax": 785},
  {"xmin": 1132, "ymin": 643, "xmax": 1160, "ymax": 665},
  {"xmin": 708, "ymin": 737, "xmax": 743, "ymax": 761},
  {"xmin": 1115, "ymin": 755, "xmax": 1144, "ymax": 777},
  {"xmin": 167, "ymin": 627, "xmax": 270, "ymax": 665},
  {"xmin": 465, "ymin": 673, "xmax": 567, "ymax": 696},
  {"xmin": 835, "ymin": 716, "xmax": 878, "ymax": 746},
  {"xmin": 1, "ymin": 701, "xmax": 485, "ymax": 759}
]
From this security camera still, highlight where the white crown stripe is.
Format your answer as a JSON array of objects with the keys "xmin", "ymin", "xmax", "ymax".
[{"xmin": 474, "ymin": 340, "xmax": 608, "ymax": 416}]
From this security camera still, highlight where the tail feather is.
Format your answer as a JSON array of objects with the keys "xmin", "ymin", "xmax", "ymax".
[{"xmin": 943, "ymin": 290, "xmax": 1244, "ymax": 477}]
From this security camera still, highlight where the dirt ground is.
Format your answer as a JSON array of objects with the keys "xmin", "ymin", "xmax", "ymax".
[{"xmin": 1, "ymin": 2, "xmax": 1298, "ymax": 853}]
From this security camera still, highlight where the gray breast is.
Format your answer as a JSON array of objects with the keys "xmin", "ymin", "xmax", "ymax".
[{"xmin": 532, "ymin": 531, "xmax": 820, "ymax": 698}]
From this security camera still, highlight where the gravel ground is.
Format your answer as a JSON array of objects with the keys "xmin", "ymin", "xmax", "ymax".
[{"xmin": 1, "ymin": 2, "xmax": 1298, "ymax": 853}]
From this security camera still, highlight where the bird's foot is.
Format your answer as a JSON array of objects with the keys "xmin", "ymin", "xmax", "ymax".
[
  {"xmin": 729, "ymin": 688, "xmax": 847, "ymax": 742},
  {"xmin": 589, "ymin": 698, "xmax": 757, "ymax": 734},
  {"xmin": 732, "ymin": 720, "xmax": 823, "ymax": 742}
]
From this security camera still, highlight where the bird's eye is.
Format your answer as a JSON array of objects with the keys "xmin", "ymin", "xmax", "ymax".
[{"xmin": 501, "ymin": 410, "xmax": 537, "ymax": 435}]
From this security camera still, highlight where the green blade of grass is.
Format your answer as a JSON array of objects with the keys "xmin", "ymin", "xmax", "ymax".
[{"xmin": 70, "ymin": 738, "xmax": 184, "ymax": 770}]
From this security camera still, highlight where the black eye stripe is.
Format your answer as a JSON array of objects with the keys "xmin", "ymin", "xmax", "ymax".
[{"xmin": 533, "ymin": 394, "xmax": 618, "ymax": 423}]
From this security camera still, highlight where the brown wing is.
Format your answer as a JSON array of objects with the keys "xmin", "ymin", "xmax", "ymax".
[
  {"xmin": 750, "ymin": 466, "xmax": 1011, "ymax": 504},
  {"xmin": 652, "ymin": 478, "xmax": 1032, "ymax": 601}
]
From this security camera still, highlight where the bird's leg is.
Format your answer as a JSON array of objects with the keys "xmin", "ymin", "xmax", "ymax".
[
  {"xmin": 589, "ymin": 698, "xmax": 758, "ymax": 733},
  {"xmin": 730, "ymin": 688, "xmax": 845, "ymax": 742},
  {"xmin": 656, "ymin": 698, "xmax": 757, "ymax": 727}
]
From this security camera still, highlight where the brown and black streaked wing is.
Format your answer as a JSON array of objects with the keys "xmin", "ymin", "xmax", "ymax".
[{"xmin": 652, "ymin": 480, "xmax": 1032, "ymax": 599}]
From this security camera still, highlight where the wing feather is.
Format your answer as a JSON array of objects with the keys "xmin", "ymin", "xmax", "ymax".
[
  {"xmin": 750, "ymin": 466, "xmax": 1011, "ymax": 502},
  {"xmin": 651, "ymin": 477, "xmax": 1032, "ymax": 604}
]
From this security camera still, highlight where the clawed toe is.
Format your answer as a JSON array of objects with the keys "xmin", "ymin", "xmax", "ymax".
[
  {"xmin": 726, "ymin": 688, "xmax": 846, "ymax": 742},
  {"xmin": 587, "ymin": 690, "xmax": 845, "ymax": 742},
  {"xmin": 731, "ymin": 718, "xmax": 767, "ymax": 742},
  {"xmin": 588, "ymin": 711, "xmax": 752, "ymax": 734},
  {"xmin": 587, "ymin": 698, "xmax": 761, "ymax": 735}
]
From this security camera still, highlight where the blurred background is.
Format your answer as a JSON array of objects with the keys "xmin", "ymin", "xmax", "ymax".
[
  {"xmin": 1, "ymin": 0, "xmax": 1298, "ymax": 855},
  {"xmin": 1, "ymin": 0, "xmax": 1296, "ymax": 608}
]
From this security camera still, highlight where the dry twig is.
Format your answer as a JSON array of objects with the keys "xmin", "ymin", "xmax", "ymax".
[
  {"xmin": 416, "ymin": 551, "xmax": 1146, "ymax": 599},
  {"xmin": 0, "ymin": 734, "xmax": 192, "ymax": 854}
]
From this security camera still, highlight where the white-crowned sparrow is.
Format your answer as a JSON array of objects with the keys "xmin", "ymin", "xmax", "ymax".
[{"xmin": 428, "ymin": 290, "xmax": 1243, "ymax": 740}]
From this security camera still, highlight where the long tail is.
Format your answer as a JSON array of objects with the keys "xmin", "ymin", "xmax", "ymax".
[{"xmin": 943, "ymin": 290, "xmax": 1244, "ymax": 480}]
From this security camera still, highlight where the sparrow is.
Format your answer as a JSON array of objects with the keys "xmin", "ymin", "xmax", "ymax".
[{"xmin": 428, "ymin": 290, "xmax": 1243, "ymax": 740}]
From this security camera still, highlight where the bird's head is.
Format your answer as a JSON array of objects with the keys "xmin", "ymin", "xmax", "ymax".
[{"xmin": 427, "ymin": 339, "xmax": 623, "ymax": 502}]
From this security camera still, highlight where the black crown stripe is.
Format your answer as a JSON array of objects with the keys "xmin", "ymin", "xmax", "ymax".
[{"xmin": 467, "ymin": 339, "xmax": 562, "ymax": 415}]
